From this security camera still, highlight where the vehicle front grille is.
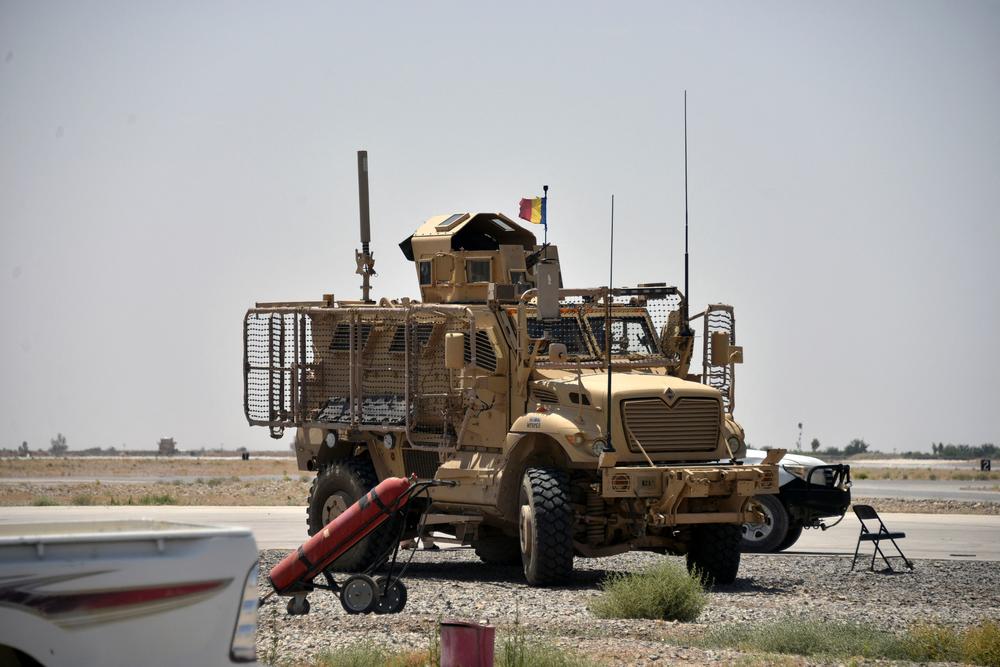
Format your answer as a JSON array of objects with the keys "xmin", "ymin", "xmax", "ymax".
[{"xmin": 622, "ymin": 397, "xmax": 721, "ymax": 453}]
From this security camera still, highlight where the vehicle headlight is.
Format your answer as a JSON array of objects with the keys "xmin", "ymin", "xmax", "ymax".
[
  {"xmin": 783, "ymin": 464, "xmax": 813, "ymax": 484},
  {"xmin": 591, "ymin": 439, "xmax": 608, "ymax": 457},
  {"xmin": 727, "ymin": 436, "xmax": 741, "ymax": 454}
]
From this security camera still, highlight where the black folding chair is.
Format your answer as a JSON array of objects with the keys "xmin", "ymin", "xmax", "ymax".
[{"xmin": 851, "ymin": 504, "xmax": 914, "ymax": 572}]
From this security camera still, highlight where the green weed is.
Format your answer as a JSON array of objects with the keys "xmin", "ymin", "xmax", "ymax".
[
  {"xmin": 589, "ymin": 560, "xmax": 706, "ymax": 622},
  {"xmin": 138, "ymin": 494, "xmax": 177, "ymax": 505},
  {"xmin": 701, "ymin": 618, "xmax": 1000, "ymax": 666}
]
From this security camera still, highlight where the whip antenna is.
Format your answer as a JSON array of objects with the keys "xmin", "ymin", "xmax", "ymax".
[{"xmin": 683, "ymin": 91, "xmax": 690, "ymax": 326}]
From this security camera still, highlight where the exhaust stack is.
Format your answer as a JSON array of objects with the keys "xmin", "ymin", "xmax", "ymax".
[{"xmin": 356, "ymin": 150, "xmax": 375, "ymax": 302}]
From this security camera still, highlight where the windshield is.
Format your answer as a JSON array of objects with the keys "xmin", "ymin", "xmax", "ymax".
[
  {"xmin": 520, "ymin": 308, "xmax": 665, "ymax": 362},
  {"xmin": 526, "ymin": 316, "xmax": 593, "ymax": 356},
  {"xmin": 588, "ymin": 315, "xmax": 659, "ymax": 355}
]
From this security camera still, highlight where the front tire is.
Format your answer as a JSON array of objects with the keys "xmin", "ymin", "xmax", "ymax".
[
  {"xmin": 306, "ymin": 457, "xmax": 399, "ymax": 572},
  {"xmin": 518, "ymin": 467, "xmax": 574, "ymax": 586},
  {"xmin": 775, "ymin": 522, "xmax": 803, "ymax": 552},
  {"xmin": 687, "ymin": 523, "xmax": 742, "ymax": 586},
  {"xmin": 740, "ymin": 493, "xmax": 789, "ymax": 553}
]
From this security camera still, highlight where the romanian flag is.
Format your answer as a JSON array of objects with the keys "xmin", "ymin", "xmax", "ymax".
[{"xmin": 518, "ymin": 196, "xmax": 546, "ymax": 225}]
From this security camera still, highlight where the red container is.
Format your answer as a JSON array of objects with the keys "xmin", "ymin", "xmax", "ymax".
[
  {"xmin": 440, "ymin": 620, "xmax": 495, "ymax": 667},
  {"xmin": 268, "ymin": 476, "xmax": 412, "ymax": 594}
]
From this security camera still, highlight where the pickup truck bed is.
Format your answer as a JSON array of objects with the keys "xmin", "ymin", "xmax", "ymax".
[{"xmin": 0, "ymin": 520, "xmax": 260, "ymax": 667}]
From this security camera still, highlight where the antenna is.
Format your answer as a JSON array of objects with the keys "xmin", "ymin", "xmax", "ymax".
[
  {"xmin": 356, "ymin": 150, "xmax": 375, "ymax": 302},
  {"xmin": 683, "ymin": 91, "xmax": 690, "ymax": 329},
  {"xmin": 605, "ymin": 194, "xmax": 615, "ymax": 450}
]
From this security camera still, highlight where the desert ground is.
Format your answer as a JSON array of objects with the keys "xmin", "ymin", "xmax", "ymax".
[
  {"xmin": 2, "ymin": 456, "xmax": 997, "ymax": 515},
  {"xmin": 3, "ymin": 456, "xmax": 999, "ymax": 665}
]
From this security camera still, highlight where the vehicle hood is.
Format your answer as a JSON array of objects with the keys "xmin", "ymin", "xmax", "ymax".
[
  {"xmin": 743, "ymin": 448, "xmax": 828, "ymax": 467},
  {"xmin": 535, "ymin": 370, "xmax": 721, "ymax": 403}
]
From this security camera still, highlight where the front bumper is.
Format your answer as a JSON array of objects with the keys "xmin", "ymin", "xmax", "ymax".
[
  {"xmin": 781, "ymin": 464, "xmax": 851, "ymax": 524},
  {"xmin": 600, "ymin": 462, "xmax": 781, "ymax": 527}
]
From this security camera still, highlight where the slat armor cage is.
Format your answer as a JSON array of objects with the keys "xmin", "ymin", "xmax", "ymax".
[
  {"xmin": 702, "ymin": 304, "xmax": 736, "ymax": 413},
  {"xmin": 244, "ymin": 304, "xmax": 490, "ymax": 448}
]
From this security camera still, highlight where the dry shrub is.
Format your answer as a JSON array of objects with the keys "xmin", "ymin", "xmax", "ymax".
[{"xmin": 589, "ymin": 560, "xmax": 706, "ymax": 622}]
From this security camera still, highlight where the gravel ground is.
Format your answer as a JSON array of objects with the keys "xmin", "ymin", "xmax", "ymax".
[{"xmin": 255, "ymin": 548, "xmax": 1000, "ymax": 666}]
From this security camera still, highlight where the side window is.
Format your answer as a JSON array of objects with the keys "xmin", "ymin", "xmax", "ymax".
[
  {"xmin": 466, "ymin": 259, "xmax": 491, "ymax": 283},
  {"xmin": 510, "ymin": 270, "xmax": 528, "ymax": 285},
  {"xmin": 418, "ymin": 260, "xmax": 432, "ymax": 285}
]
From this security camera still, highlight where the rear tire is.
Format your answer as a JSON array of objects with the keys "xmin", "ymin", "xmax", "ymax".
[
  {"xmin": 306, "ymin": 457, "xmax": 399, "ymax": 572},
  {"xmin": 473, "ymin": 530, "xmax": 522, "ymax": 566},
  {"xmin": 739, "ymin": 494, "xmax": 789, "ymax": 553},
  {"xmin": 518, "ymin": 467, "xmax": 574, "ymax": 586},
  {"xmin": 687, "ymin": 523, "xmax": 742, "ymax": 586}
]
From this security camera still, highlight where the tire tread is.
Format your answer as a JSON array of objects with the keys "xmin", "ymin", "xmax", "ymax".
[{"xmin": 523, "ymin": 467, "xmax": 574, "ymax": 585}]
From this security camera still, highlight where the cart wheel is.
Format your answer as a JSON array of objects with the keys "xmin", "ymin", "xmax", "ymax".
[
  {"xmin": 340, "ymin": 574, "xmax": 378, "ymax": 614},
  {"xmin": 373, "ymin": 577, "xmax": 407, "ymax": 614},
  {"xmin": 286, "ymin": 595, "xmax": 310, "ymax": 616}
]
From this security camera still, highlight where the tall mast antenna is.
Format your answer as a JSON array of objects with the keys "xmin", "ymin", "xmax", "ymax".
[
  {"xmin": 605, "ymin": 194, "xmax": 615, "ymax": 450},
  {"xmin": 356, "ymin": 150, "xmax": 375, "ymax": 303},
  {"xmin": 683, "ymin": 91, "xmax": 690, "ymax": 326}
]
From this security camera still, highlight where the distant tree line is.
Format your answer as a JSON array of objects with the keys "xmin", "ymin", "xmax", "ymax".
[
  {"xmin": 900, "ymin": 443, "xmax": 997, "ymax": 460},
  {"xmin": 811, "ymin": 438, "xmax": 870, "ymax": 458},
  {"xmin": 785, "ymin": 437, "xmax": 996, "ymax": 460},
  {"xmin": 786, "ymin": 438, "xmax": 870, "ymax": 458}
]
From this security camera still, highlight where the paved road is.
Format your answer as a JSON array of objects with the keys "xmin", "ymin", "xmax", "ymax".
[
  {"xmin": 783, "ymin": 512, "xmax": 1000, "ymax": 561},
  {"xmin": 851, "ymin": 479, "xmax": 999, "ymax": 503},
  {"xmin": 2, "ymin": 506, "xmax": 998, "ymax": 561}
]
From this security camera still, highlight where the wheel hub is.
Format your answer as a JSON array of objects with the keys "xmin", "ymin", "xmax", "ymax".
[
  {"xmin": 342, "ymin": 576, "xmax": 375, "ymax": 613},
  {"xmin": 322, "ymin": 492, "xmax": 351, "ymax": 525},
  {"xmin": 742, "ymin": 499, "xmax": 775, "ymax": 542},
  {"xmin": 519, "ymin": 504, "xmax": 533, "ymax": 556}
]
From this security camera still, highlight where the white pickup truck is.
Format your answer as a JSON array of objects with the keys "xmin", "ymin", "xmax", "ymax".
[
  {"xmin": 0, "ymin": 520, "xmax": 260, "ymax": 667},
  {"xmin": 739, "ymin": 449, "xmax": 851, "ymax": 552}
]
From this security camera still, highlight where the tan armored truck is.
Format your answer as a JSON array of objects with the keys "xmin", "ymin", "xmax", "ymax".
[{"xmin": 243, "ymin": 155, "xmax": 780, "ymax": 586}]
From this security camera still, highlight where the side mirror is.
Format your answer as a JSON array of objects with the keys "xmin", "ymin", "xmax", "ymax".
[
  {"xmin": 535, "ymin": 260, "xmax": 560, "ymax": 320},
  {"xmin": 710, "ymin": 332, "xmax": 731, "ymax": 366},
  {"xmin": 444, "ymin": 332, "xmax": 465, "ymax": 370},
  {"xmin": 710, "ymin": 332, "xmax": 743, "ymax": 365},
  {"xmin": 548, "ymin": 342, "xmax": 567, "ymax": 363}
]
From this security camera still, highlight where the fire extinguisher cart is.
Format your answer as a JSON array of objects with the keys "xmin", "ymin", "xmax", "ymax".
[{"xmin": 263, "ymin": 475, "xmax": 452, "ymax": 616}]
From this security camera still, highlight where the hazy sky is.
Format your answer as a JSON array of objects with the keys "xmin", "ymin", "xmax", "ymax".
[{"xmin": 2, "ymin": 1, "xmax": 998, "ymax": 453}]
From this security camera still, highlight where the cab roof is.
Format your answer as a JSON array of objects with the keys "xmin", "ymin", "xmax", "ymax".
[{"xmin": 399, "ymin": 212, "xmax": 537, "ymax": 261}]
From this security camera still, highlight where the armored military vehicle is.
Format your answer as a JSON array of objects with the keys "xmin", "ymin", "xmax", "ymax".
[{"xmin": 243, "ymin": 152, "xmax": 781, "ymax": 586}]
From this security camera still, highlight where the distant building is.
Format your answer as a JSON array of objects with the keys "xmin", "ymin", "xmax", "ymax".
[{"xmin": 158, "ymin": 437, "xmax": 177, "ymax": 456}]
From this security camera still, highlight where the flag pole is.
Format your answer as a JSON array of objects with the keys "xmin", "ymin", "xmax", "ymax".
[{"xmin": 542, "ymin": 184, "xmax": 549, "ymax": 245}]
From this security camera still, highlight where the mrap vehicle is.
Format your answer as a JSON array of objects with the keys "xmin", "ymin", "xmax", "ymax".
[{"xmin": 243, "ymin": 152, "xmax": 781, "ymax": 586}]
